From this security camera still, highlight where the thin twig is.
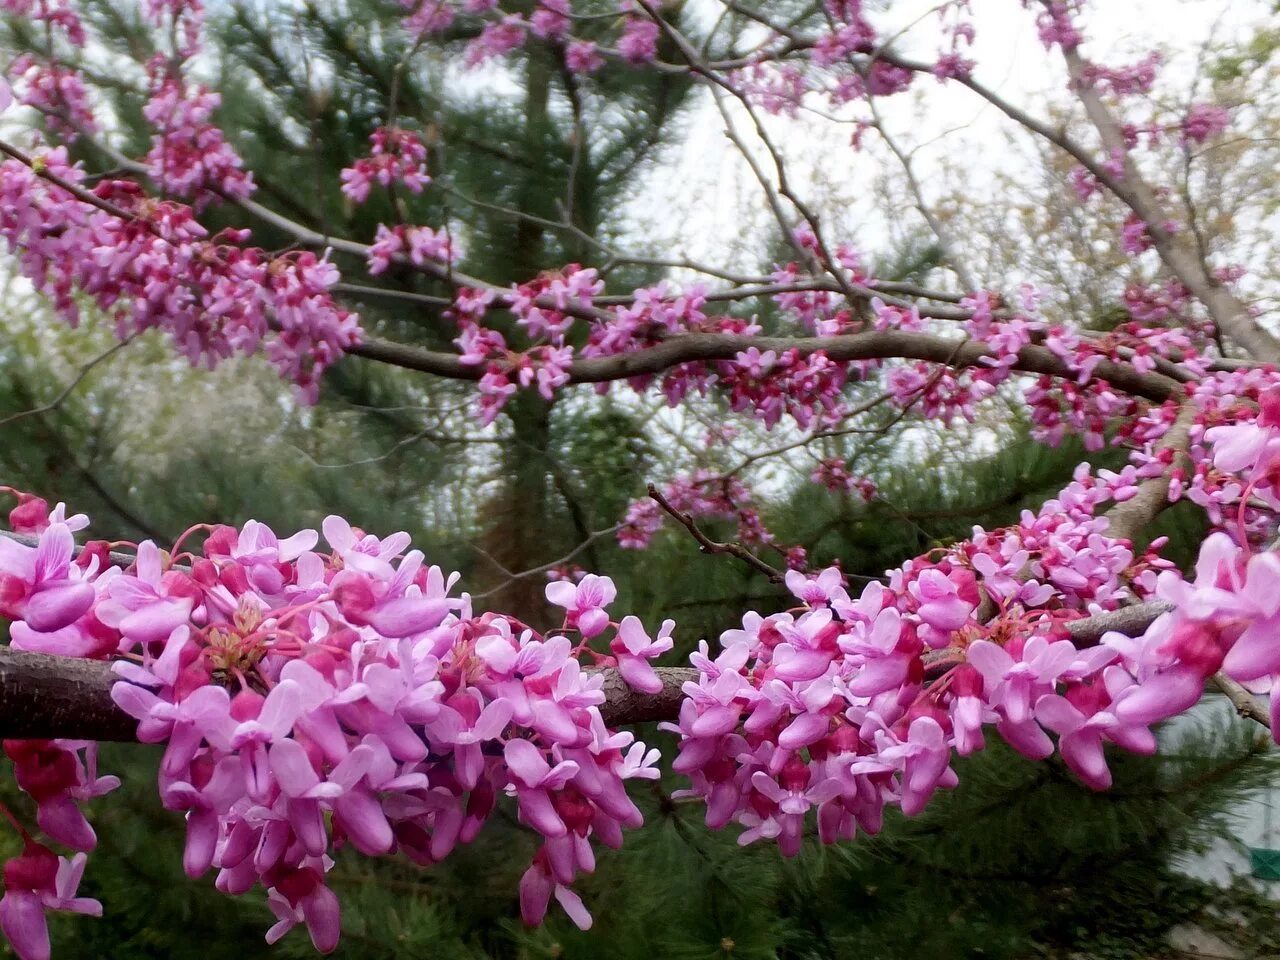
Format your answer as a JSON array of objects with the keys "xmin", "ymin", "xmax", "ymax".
[
  {"xmin": 647, "ymin": 482, "xmax": 785, "ymax": 582},
  {"xmin": 0, "ymin": 334, "xmax": 138, "ymax": 429}
]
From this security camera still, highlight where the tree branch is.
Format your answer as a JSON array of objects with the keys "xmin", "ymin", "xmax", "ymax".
[
  {"xmin": 351, "ymin": 328, "xmax": 1182, "ymax": 401},
  {"xmin": 647, "ymin": 482, "xmax": 786, "ymax": 583},
  {"xmin": 0, "ymin": 647, "xmax": 696, "ymax": 742},
  {"xmin": 1211, "ymin": 672, "xmax": 1272, "ymax": 729}
]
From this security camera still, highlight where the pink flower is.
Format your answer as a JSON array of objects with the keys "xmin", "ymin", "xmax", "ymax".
[
  {"xmin": 611, "ymin": 616, "xmax": 674, "ymax": 693},
  {"xmin": 504, "ymin": 739, "xmax": 580, "ymax": 839},
  {"xmin": 565, "ymin": 40, "xmax": 604, "ymax": 74},
  {"xmin": 519, "ymin": 854, "xmax": 593, "ymax": 929},
  {"xmin": 264, "ymin": 866, "xmax": 341, "ymax": 953},
  {"xmin": 0, "ymin": 846, "xmax": 101, "ymax": 960},
  {"xmin": 545, "ymin": 574, "xmax": 616, "ymax": 638},
  {"xmin": 908, "ymin": 569, "xmax": 974, "ymax": 633},
  {"xmin": 618, "ymin": 18, "xmax": 659, "ymax": 64}
]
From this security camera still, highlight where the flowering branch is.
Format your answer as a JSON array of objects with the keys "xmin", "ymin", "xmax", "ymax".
[
  {"xmin": 0, "ymin": 647, "xmax": 693, "ymax": 742},
  {"xmin": 0, "ymin": 598, "xmax": 1187, "ymax": 743}
]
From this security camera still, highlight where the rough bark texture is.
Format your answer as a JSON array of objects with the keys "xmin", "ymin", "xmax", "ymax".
[
  {"xmin": 352, "ymin": 329, "xmax": 1181, "ymax": 400},
  {"xmin": 0, "ymin": 648, "xmax": 700, "ymax": 743},
  {"xmin": 1063, "ymin": 600, "xmax": 1172, "ymax": 645},
  {"xmin": 597, "ymin": 666, "xmax": 694, "ymax": 726},
  {"xmin": 0, "ymin": 648, "xmax": 137, "ymax": 741}
]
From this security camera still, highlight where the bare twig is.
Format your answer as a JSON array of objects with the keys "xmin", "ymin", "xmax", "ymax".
[
  {"xmin": 1211, "ymin": 672, "xmax": 1271, "ymax": 729},
  {"xmin": 0, "ymin": 334, "xmax": 138, "ymax": 430},
  {"xmin": 647, "ymin": 482, "xmax": 785, "ymax": 582},
  {"xmin": 470, "ymin": 525, "xmax": 624, "ymax": 600}
]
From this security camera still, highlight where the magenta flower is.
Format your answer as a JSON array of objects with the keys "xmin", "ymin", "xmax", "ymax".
[
  {"xmin": 1036, "ymin": 679, "xmax": 1155, "ymax": 791},
  {"xmin": 264, "ymin": 866, "xmax": 341, "ymax": 954},
  {"xmin": 162, "ymin": 756, "xmax": 242, "ymax": 877},
  {"xmin": 0, "ymin": 847, "xmax": 100, "ymax": 960},
  {"xmin": 909, "ymin": 569, "xmax": 973, "ymax": 633},
  {"xmin": 425, "ymin": 693, "xmax": 513, "ymax": 789},
  {"xmin": 0, "ymin": 522, "xmax": 96, "ymax": 635},
  {"xmin": 771, "ymin": 608, "xmax": 839, "ymax": 682},
  {"xmin": 519, "ymin": 855, "xmax": 592, "ymax": 930},
  {"xmin": 610, "ymin": 616, "xmax": 675, "ymax": 694},
  {"xmin": 545, "ymin": 574, "xmax": 616, "ymax": 638},
  {"xmin": 504, "ymin": 739, "xmax": 580, "ymax": 839},
  {"xmin": 881, "ymin": 717, "xmax": 955, "ymax": 816},
  {"xmin": 97, "ymin": 541, "xmax": 194, "ymax": 645}
]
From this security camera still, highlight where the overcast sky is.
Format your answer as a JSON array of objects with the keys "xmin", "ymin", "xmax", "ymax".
[{"xmin": 621, "ymin": 0, "xmax": 1275, "ymax": 281}]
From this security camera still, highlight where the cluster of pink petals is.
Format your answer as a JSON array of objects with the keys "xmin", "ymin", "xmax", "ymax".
[
  {"xmin": 0, "ymin": 501, "xmax": 668, "ymax": 955},
  {"xmin": 367, "ymin": 223, "xmax": 459, "ymax": 275},
  {"xmin": 0, "ymin": 846, "xmax": 100, "ymax": 960},
  {"xmin": 0, "ymin": 149, "xmax": 360, "ymax": 401},
  {"xmin": 142, "ymin": 63, "xmax": 254, "ymax": 205},
  {"xmin": 810, "ymin": 459, "xmax": 877, "ymax": 500},
  {"xmin": 6, "ymin": 55, "xmax": 96, "ymax": 140},
  {"xmin": 667, "ymin": 497, "xmax": 1173, "ymax": 847},
  {"xmin": 1028, "ymin": 0, "xmax": 1083, "ymax": 51},
  {"xmin": 1181, "ymin": 103, "xmax": 1231, "ymax": 144},
  {"xmin": 1079, "ymin": 52, "xmax": 1163, "ymax": 96},
  {"xmin": 450, "ymin": 266, "xmax": 603, "ymax": 422},
  {"xmin": 0, "ymin": 0, "xmax": 85, "ymax": 46},
  {"xmin": 617, "ymin": 471, "xmax": 771, "ymax": 552},
  {"xmin": 339, "ymin": 127, "xmax": 431, "ymax": 204}
]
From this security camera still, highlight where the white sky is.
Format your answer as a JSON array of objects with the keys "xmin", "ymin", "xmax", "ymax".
[{"xmin": 620, "ymin": 0, "xmax": 1275, "ymax": 279}]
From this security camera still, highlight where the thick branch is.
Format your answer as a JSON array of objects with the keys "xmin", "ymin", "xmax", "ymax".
[
  {"xmin": 0, "ymin": 648, "xmax": 138, "ymax": 741},
  {"xmin": 0, "ymin": 601, "xmax": 1188, "ymax": 741},
  {"xmin": 1062, "ymin": 600, "xmax": 1171, "ymax": 645},
  {"xmin": 0, "ymin": 647, "xmax": 698, "ymax": 742}
]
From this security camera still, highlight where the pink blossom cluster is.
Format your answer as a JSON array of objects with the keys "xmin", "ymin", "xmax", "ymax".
[
  {"xmin": 886, "ymin": 363, "xmax": 996, "ymax": 424},
  {"xmin": 931, "ymin": 4, "xmax": 976, "ymax": 81},
  {"xmin": 1028, "ymin": 0, "xmax": 1083, "ymax": 52},
  {"xmin": 1181, "ymin": 103, "xmax": 1231, "ymax": 144},
  {"xmin": 7, "ymin": 55, "xmax": 96, "ymax": 139},
  {"xmin": 729, "ymin": 64, "xmax": 808, "ymax": 118},
  {"xmin": 0, "ymin": 0, "xmax": 84, "ymax": 46},
  {"xmin": 810, "ymin": 459, "xmax": 877, "ymax": 500},
  {"xmin": 1124, "ymin": 279, "xmax": 1193, "ymax": 324},
  {"xmin": 618, "ymin": 471, "xmax": 787, "ymax": 555},
  {"xmin": 393, "ymin": 1, "xmax": 642, "ymax": 70},
  {"xmin": 1090, "ymin": 403, "xmax": 1280, "ymax": 741},
  {"xmin": 0, "ymin": 149, "xmax": 361, "ymax": 401},
  {"xmin": 0, "ymin": 500, "xmax": 669, "ymax": 956},
  {"xmin": 339, "ymin": 127, "xmax": 431, "ymax": 204},
  {"xmin": 368, "ymin": 223, "xmax": 459, "ymax": 275},
  {"xmin": 665, "ymin": 447, "xmax": 1193, "ymax": 850},
  {"xmin": 142, "ymin": 0, "xmax": 204, "ymax": 57},
  {"xmin": 450, "ymin": 266, "xmax": 601, "ymax": 423},
  {"xmin": 617, "ymin": 16, "xmax": 659, "ymax": 64},
  {"xmin": 398, "ymin": 0, "xmax": 456, "ymax": 39},
  {"xmin": 1079, "ymin": 52, "xmax": 1163, "ymax": 97},
  {"xmin": 143, "ymin": 62, "xmax": 255, "ymax": 205}
]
